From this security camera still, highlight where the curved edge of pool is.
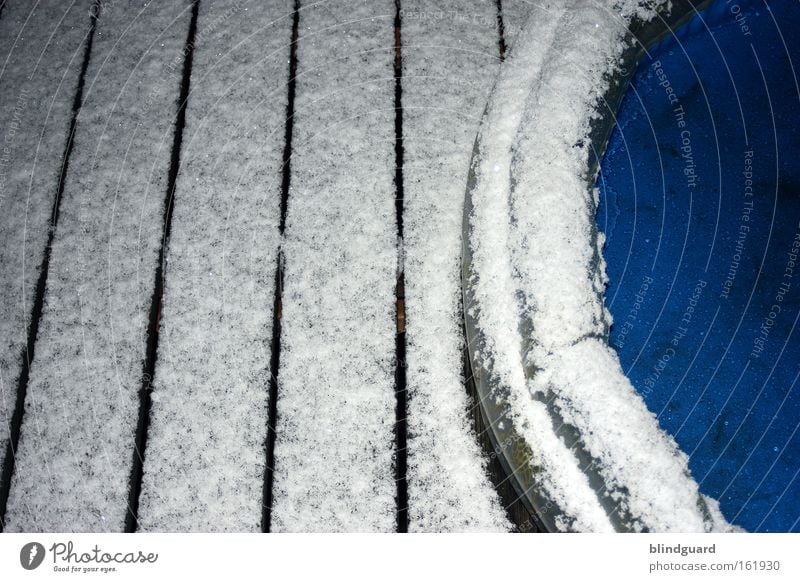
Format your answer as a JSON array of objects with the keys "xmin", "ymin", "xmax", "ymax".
[{"xmin": 461, "ymin": 0, "xmax": 740, "ymax": 532}]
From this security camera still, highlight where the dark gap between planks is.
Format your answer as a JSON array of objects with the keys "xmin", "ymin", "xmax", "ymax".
[
  {"xmin": 125, "ymin": 0, "xmax": 201, "ymax": 533},
  {"xmin": 393, "ymin": 0, "xmax": 409, "ymax": 534},
  {"xmin": 0, "ymin": 0, "xmax": 101, "ymax": 532},
  {"xmin": 262, "ymin": 0, "xmax": 300, "ymax": 534}
]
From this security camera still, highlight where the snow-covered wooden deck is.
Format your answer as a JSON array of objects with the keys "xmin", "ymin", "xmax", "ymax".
[{"xmin": 0, "ymin": 0, "xmax": 536, "ymax": 532}]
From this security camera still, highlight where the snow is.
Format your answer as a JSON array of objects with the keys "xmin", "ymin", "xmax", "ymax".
[
  {"xmin": 269, "ymin": 0, "xmax": 398, "ymax": 532},
  {"xmin": 136, "ymin": 0, "xmax": 292, "ymax": 532},
  {"xmin": 3, "ymin": 1, "xmax": 194, "ymax": 532},
  {"xmin": 466, "ymin": 0, "xmax": 735, "ymax": 531},
  {"xmin": 401, "ymin": 0, "xmax": 510, "ymax": 532},
  {"xmin": 466, "ymin": 0, "xmax": 613, "ymax": 532},
  {"xmin": 497, "ymin": 0, "xmax": 535, "ymax": 48},
  {"xmin": 597, "ymin": 0, "xmax": 800, "ymax": 532},
  {"xmin": 536, "ymin": 340, "xmax": 730, "ymax": 531},
  {"xmin": 0, "ymin": 0, "xmax": 94, "ymax": 496},
  {"xmin": 0, "ymin": 0, "xmax": 748, "ymax": 533}
]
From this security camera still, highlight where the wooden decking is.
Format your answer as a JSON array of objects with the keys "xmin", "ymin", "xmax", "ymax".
[{"xmin": 0, "ymin": 0, "xmax": 533, "ymax": 532}]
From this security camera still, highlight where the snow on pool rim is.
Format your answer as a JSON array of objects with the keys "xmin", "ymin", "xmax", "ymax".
[{"xmin": 463, "ymin": 0, "xmax": 736, "ymax": 532}]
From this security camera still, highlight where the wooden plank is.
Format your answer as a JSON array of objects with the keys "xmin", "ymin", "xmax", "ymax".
[
  {"xmin": 3, "ymin": 1, "xmax": 195, "ymax": 532},
  {"xmin": 137, "ymin": 0, "xmax": 292, "ymax": 532},
  {"xmin": 271, "ymin": 0, "xmax": 398, "ymax": 532},
  {"xmin": 0, "ymin": 0, "xmax": 95, "ymax": 519},
  {"xmin": 401, "ymin": 0, "xmax": 510, "ymax": 531},
  {"xmin": 497, "ymin": 0, "xmax": 533, "ymax": 47}
]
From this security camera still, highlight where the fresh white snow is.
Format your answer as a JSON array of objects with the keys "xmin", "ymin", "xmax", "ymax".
[
  {"xmin": 0, "ymin": 0, "xmax": 94, "ymax": 492},
  {"xmin": 0, "ymin": 0, "xmax": 744, "ymax": 533},
  {"xmin": 136, "ymin": 0, "xmax": 292, "ymax": 532},
  {"xmin": 270, "ymin": 0, "xmax": 398, "ymax": 532},
  {"xmin": 466, "ymin": 0, "xmax": 735, "ymax": 531},
  {"xmin": 497, "ymin": 0, "xmax": 536, "ymax": 48},
  {"xmin": 509, "ymin": 0, "xmax": 731, "ymax": 532},
  {"xmin": 466, "ymin": 0, "xmax": 614, "ymax": 532},
  {"xmin": 401, "ymin": 0, "xmax": 510, "ymax": 532},
  {"xmin": 3, "ymin": 1, "xmax": 194, "ymax": 532}
]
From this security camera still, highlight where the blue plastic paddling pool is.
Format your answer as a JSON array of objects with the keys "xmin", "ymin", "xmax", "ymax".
[{"xmin": 597, "ymin": 0, "xmax": 800, "ymax": 531}]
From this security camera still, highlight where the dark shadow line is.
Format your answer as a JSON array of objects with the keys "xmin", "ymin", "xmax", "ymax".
[
  {"xmin": 495, "ymin": 0, "xmax": 507, "ymax": 61},
  {"xmin": 461, "ymin": 334, "xmax": 542, "ymax": 532},
  {"xmin": 262, "ymin": 0, "xmax": 300, "ymax": 534},
  {"xmin": 393, "ymin": 0, "xmax": 408, "ymax": 534},
  {"xmin": 459, "ymin": 0, "xmax": 546, "ymax": 533},
  {"xmin": 124, "ymin": 0, "xmax": 200, "ymax": 533},
  {"xmin": 0, "ymin": 0, "xmax": 101, "ymax": 533}
]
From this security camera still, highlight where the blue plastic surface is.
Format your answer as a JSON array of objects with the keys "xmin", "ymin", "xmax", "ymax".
[{"xmin": 597, "ymin": 0, "xmax": 800, "ymax": 531}]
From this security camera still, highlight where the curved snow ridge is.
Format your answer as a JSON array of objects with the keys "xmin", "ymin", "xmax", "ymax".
[
  {"xmin": 534, "ymin": 339, "xmax": 730, "ymax": 532},
  {"xmin": 466, "ymin": 0, "xmax": 613, "ymax": 533},
  {"xmin": 509, "ymin": 1, "xmax": 641, "ymax": 353},
  {"xmin": 467, "ymin": 0, "xmax": 737, "ymax": 531}
]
